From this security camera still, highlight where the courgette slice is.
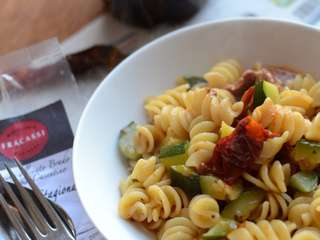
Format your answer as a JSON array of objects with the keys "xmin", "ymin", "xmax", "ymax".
[
  {"xmin": 292, "ymin": 139, "xmax": 320, "ymax": 170},
  {"xmin": 253, "ymin": 80, "xmax": 280, "ymax": 108},
  {"xmin": 202, "ymin": 219, "xmax": 237, "ymax": 240},
  {"xmin": 159, "ymin": 142, "xmax": 189, "ymax": 167},
  {"xmin": 118, "ymin": 122, "xmax": 141, "ymax": 160},
  {"xmin": 200, "ymin": 175, "xmax": 242, "ymax": 200},
  {"xmin": 221, "ymin": 189, "xmax": 265, "ymax": 221},
  {"xmin": 170, "ymin": 165, "xmax": 201, "ymax": 197},
  {"xmin": 289, "ymin": 171, "xmax": 318, "ymax": 192}
]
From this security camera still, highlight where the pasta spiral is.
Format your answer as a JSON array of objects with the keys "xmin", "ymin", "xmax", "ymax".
[
  {"xmin": 189, "ymin": 194, "xmax": 220, "ymax": 229},
  {"xmin": 203, "ymin": 59, "xmax": 243, "ymax": 88},
  {"xmin": 145, "ymin": 199, "xmax": 188, "ymax": 225},
  {"xmin": 201, "ymin": 91, "xmax": 243, "ymax": 127},
  {"xmin": 147, "ymin": 185, "xmax": 189, "ymax": 219},
  {"xmin": 252, "ymin": 98, "xmax": 310, "ymax": 145},
  {"xmin": 144, "ymin": 84, "xmax": 189, "ymax": 119},
  {"xmin": 305, "ymin": 112, "xmax": 320, "ymax": 141},
  {"xmin": 250, "ymin": 193, "xmax": 292, "ymax": 221},
  {"xmin": 131, "ymin": 157, "xmax": 170, "ymax": 188},
  {"xmin": 120, "ymin": 177, "xmax": 143, "ymax": 195},
  {"xmin": 154, "ymin": 105, "xmax": 193, "ymax": 139},
  {"xmin": 134, "ymin": 124, "xmax": 164, "ymax": 154},
  {"xmin": 182, "ymin": 87, "xmax": 209, "ymax": 117},
  {"xmin": 144, "ymin": 202, "xmax": 163, "ymax": 224},
  {"xmin": 258, "ymin": 131, "xmax": 289, "ymax": 164},
  {"xmin": 292, "ymin": 227, "xmax": 320, "ymax": 240},
  {"xmin": 288, "ymin": 74, "xmax": 316, "ymax": 91},
  {"xmin": 119, "ymin": 187, "xmax": 150, "ymax": 222},
  {"xmin": 310, "ymin": 187, "xmax": 320, "ymax": 227},
  {"xmin": 186, "ymin": 116, "xmax": 218, "ymax": 168},
  {"xmin": 145, "ymin": 218, "xmax": 164, "ymax": 230},
  {"xmin": 242, "ymin": 160, "xmax": 291, "ymax": 193},
  {"xmin": 158, "ymin": 217, "xmax": 199, "ymax": 240},
  {"xmin": 288, "ymin": 196, "xmax": 313, "ymax": 227},
  {"xmin": 183, "ymin": 87, "xmax": 243, "ymax": 128},
  {"xmin": 279, "ymin": 89, "xmax": 313, "ymax": 114},
  {"xmin": 308, "ymin": 81, "xmax": 320, "ymax": 108},
  {"xmin": 227, "ymin": 220, "xmax": 297, "ymax": 240}
]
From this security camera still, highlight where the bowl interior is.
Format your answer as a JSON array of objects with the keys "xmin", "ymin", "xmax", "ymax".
[{"xmin": 73, "ymin": 19, "xmax": 320, "ymax": 240}]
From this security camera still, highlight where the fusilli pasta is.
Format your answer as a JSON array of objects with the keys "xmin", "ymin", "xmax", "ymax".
[
  {"xmin": 288, "ymin": 74, "xmax": 316, "ymax": 91},
  {"xmin": 182, "ymin": 87, "xmax": 209, "ymax": 117},
  {"xmin": 134, "ymin": 124, "xmax": 165, "ymax": 154},
  {"xmin": 250, "ymin": 193, "xmax": 291, "ymax": 221},
  {"xmin": 292, "ymin": 227, "xmax": 320, "ymax": 240},
  {"xmin": 253, "ymin": 98, "xmax": 310, "ymax": 145},
  {"xmin": 279, "ymin": 89, "xmax": 313, "ymax": 114},
  {"xmin": 203, "ymin": 59, "xmax": 243, "ymax": 88},
  {"xmin": 201, "ymin": 90, "xmax": 243, "ymax": 126},
  {"xmin": 186, "ymin": 116, "xmax": 218, "ymax": 168},
  {"xmin": 310, "ymin": 187, "xmax": 320, "ymax": 228},
  {"xmin": 154, "ymin": 106, "xmax": 193, "ymax": 139},
  {"xmin": 131, "ymin": 157, "xmax": 170, "ymax": 188},
  {"xmin": 189, "ymin": 194, "xmax": 220, "ymax": 229},
  {"xmin": 288, "ymin": 196, "xmax": 313, "ymax": 227},
  {"xmin": 147, "ymin": 185, "xmax": 189, "ymax": 219},
  {"xmin": 158, "ymin": 217, "xmax": 200, "ymax": 240},
  {"xmin": 145, "ymin": 84, "xmax": 188, "ymax": 119},
  {"xmin": 242, "ymin": 160, "xmax": 291, "ymax": 193},
  {"xmin": 227, "ymin": 220, "xmax": 296, "ymax": 240},
  {"xmin": 119, "ymin": 187, "xmax": 150, "ymax": 222},
  {"xmin": 182, "ymin": 87, "xmax": 243, "ymax": 128},
  {"xmin": 305, "ymin": 113, "xmax": 320, "ymax": 141},
  {"xmin": 258, "ymin": 131, "xmax": 289, "ymax": 164},
  {"xmin": 120, "ymin": 177, "xmax": 143, "ymax": 195},
  {"xmin": 309, "ymin": 81, "xmax": 320, "ymax": 108}
]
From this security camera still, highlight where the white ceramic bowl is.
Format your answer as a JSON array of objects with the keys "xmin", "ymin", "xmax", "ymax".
[{"xmin": 73, "ymin": 18, "xmax": 320, "ymax": 239}]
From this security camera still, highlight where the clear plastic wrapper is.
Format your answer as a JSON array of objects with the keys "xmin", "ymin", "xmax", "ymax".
[{"xmin": 0, "ymin": 39, "xmax": 104, "ymax": 240}]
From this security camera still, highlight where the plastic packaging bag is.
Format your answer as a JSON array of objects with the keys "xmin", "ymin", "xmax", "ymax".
[{"xmin": 0, "ymin": 38, "xmax": 104, "ymax": 240}]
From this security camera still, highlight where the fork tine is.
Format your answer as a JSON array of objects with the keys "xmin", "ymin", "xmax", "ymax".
[
  {"xmin": 14, "ymin": 159, "xmax": 71, "ymax": 232},
  {"xmin": 5, "ymin": 164, "xmax": 48, "ymax": 234},
  {"xmin": 0, "ymin": 193, "xmax": 30, "ymax": 240},
  {"xmin": 0, "ymin": 173, "xmax": 42, "ymax": 239}
]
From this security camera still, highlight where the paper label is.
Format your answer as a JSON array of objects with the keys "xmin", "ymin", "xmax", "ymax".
[{"xmin": 0, "ymin": 101, "xmax": 104, "ymax": 239}]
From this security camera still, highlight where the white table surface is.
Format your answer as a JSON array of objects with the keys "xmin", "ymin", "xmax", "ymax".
[{"xmin": 61, "ymin": 0, "xmax": 303, "ymax": 106}]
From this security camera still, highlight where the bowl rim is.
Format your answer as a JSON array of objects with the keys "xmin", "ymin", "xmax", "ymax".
[{"xmin": 72, "ymin": 17, "xmax": 320, "ymax": 238}]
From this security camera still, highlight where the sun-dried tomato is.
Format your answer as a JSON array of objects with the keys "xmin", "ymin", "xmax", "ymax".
[
  {"xmin": 266, "ymin": 65, "xmax": 300, "ymax": 85},
  {"xmin": 225, "ymin": 70, "xmax": 257, "ymax": 100},
  {"xmin": 226, "ymin": 68, "xmax": 283, "ymax": 100},
  {"xmin": 241, "ymin": 86, "xmax": 255, "ymax": 108},
  {"xmin": 233, "ymin": 86, "xmax": 255, "ymax": 126},
  {"xmin": 199, "ymin": 116, "xmax": 269, "ymax": 184}
]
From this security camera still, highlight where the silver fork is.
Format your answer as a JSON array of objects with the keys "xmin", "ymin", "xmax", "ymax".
[{"xmin": 0, "ymin": 160, "xmax": 76, "ymax": 240}]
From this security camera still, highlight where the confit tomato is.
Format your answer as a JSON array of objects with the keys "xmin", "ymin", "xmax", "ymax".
[
  {"xmin": 199, "ymin": 116, "xmax": 270, "ymax": 184},
  {"xmin": 232, "ymin": 86, "xmax": 255, "ymax": 126}
]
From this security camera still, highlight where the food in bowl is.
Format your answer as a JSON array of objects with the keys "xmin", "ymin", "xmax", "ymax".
[{"xmin": 118, "ymin": 59, "xmax": 320, "ymax": 239}]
